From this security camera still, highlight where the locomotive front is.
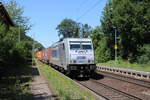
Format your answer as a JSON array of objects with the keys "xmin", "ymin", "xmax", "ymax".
[{"xmin": 67, "ymin": 38, "xmax": 96, "ymax": 77}]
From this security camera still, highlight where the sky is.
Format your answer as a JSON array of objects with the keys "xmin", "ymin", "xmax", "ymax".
[{"xmin": 4, "ymin": 0, "xmax": 108, "ymax": 48}]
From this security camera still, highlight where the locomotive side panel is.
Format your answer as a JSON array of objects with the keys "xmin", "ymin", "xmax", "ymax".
[{"xmin": 50, "ymin": 45, "xmax": 61, "ymax": 67}]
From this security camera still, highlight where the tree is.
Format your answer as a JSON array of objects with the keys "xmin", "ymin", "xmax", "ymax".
[
  {"xmin": 90, "ymin": 26, "xmax": 112, "ymax": 62},
  {"xmin": 91, "ymin": 26, "xmax": 104, "ymax": 50},
  {"xmin": 5, "ymin": 0, "xmax": 44, "ymax": 51},
  {"xmin": 95, "ymin": 37, "xmax": 111, "ymax": 63},
  {"xmin": 101, "ymin": 0, "xmax": 150, "ymax": 61},
  {"xmin": 5, "ymin": 0, "xmax": 31, "ymax": 31},
  {"xmin": 56, "ymin": 18, "xmax": 80, "ymax": 39},
  {"xmin": 81, "ymin": 24, "xmax": 92, "ymax": 38},
  {"xmin": 0, "ymin": 0, "xmax": 44, "ymax": 73}
]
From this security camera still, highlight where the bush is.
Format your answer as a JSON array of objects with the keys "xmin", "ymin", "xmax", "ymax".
[
  {"xmin": 0, "ymin": 24, "xmax": 33, "ymax": 76},
  {"xmin": 137, "ymin": 45, "xmax": 150, "ymax": 64},
  {"xmin": 95, "ymin": 37, "xmax": 111, "ymax": 63}
]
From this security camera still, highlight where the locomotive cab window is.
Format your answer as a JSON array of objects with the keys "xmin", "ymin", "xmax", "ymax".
[
  {"xmin": 70, "ymin": 44, "xmax": 80, "ymax": 50},
  {"xmin": 82, "ymin": 44, "xmax": 92, "ymax": 50}
]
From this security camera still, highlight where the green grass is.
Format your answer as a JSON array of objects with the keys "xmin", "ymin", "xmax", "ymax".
[
  {"xmin": 37, "ymin": 62, "xmax": 96, "ymax": 100},
  {"xmin": 0, "ymin": 66, "xmax": 34, "ymax": 100},
  {"xmin": 98, "ymin": 60, "xmax": 150, "ymax": 71}
]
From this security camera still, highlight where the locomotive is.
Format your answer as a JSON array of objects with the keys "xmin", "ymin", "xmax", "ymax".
[{"xmin": 35, "ymin": 38, "xmax": 96, "ymax": 77}]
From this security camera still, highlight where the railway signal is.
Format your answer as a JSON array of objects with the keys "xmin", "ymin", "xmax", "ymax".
[
  {"xmin": 114, "ymin": 45, "xmax": 118, "ymax": 50},
  {"xmin": 113, "ymin": 27, "xmax": 117, "ymax": 62}
]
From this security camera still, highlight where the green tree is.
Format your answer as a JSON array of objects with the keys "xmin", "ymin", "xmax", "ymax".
[
  {"xmin": 91, "ymin": 26, "xmax": 104, "ymax": 50},
  {"xmin": 56, "ymin": 18, "xmax": 80, "ymax": 39},
  {"xmin": 0, "ymin": 24, "xmax": 23, "ymax": 69},
  {"xmin": 5, "ymin": 0, "xmax": 31, "ymax": 31},
  {"xmin": 81, "ymin": 24, "xmax": 92, "ymax": 38},
  {"xmin": 5, "ymin": 0, "xmax": 44, "ymax": 51},
  {"xmin": 95, "ymin": 37, "xmax": 111, "ymax": 63},
  {"xmin": 101, "ymin": 0, "xmax": 150, "ymax": 61},
  {"xmin": 137, "ymin": 44, "xmax": 150, "ymax": 64},
  {"xmin": 90, "ymin": 26, "xmax": 111, "ymax": 62},
  {"xmin": 0, "ymin": 0, "xmax": 44, "ymax": 74}
]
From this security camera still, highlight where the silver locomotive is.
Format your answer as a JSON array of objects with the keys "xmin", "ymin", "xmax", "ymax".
[{"xmin": 49, "ymin": 38, "xmax": 96, "ymax": 77}]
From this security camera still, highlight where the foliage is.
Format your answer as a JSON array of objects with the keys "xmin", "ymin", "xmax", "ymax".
[
  {"xmin": 56, "ymin": 18, "xmax": 92, "ymax": 39},
  {"xmin": 0, "ymin": 26, "xmax": 33, "ymax": 100},
  {"xmin": 91, "ymin": 26, "xmax": 104, "ymax": 50},
  {"xmin": 90, "ymin": 26, "xmax": 112, "ymax": 63},
  {"xmin": 137, "ymin": 44, "xmax": 150, "ymax": 64},
  {"xmin": 100, "ymin": 0, "xmax": 150, "ymax": 61},
  {"xmin": 5, "ymin": 0, "xmax": 31, "ymax": 31},
  {"xmin": 0, "ymin": 25, "xmax": 27, "ymax": 70},
  {"xmin": 80, "ymin": 24, "xmax": 92, "ymax": 38},
  {"xmin": 0, "ymin": 0, "xmax": 44, "ymax": 74},
  {"xmin": 0, "ymin": 1, "xmax": 43, "ymax": 99},
  {"xmin": 56, "ymin": 18, "xmax": 80, "ymax": 39},
  {"xmin": 95, "ymin": 37, "xmax": 111, "ymax": 63}
]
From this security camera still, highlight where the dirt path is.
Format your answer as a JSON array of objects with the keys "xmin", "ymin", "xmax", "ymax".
[{"xmin": 30, "ymin": 66, "xmax": 58, "ymax": 100}]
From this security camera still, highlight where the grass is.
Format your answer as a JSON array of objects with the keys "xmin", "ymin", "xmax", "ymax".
[
  {"xmin": 0, "ymin": 65, "xmax": 34, "ymax": 100},
  {"xmin": 37, "ymin": 62, "xmax": 96, "ymax": 100},
  {"xmin": 98, "ymin": 60, "xmax": 150, "ymax": 71}
]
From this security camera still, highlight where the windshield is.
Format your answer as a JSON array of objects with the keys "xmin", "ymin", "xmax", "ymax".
[
  {"xmin": 70, "ymin": 44, "xmax": 92, "ymax": 50},
  {"xmin": 70, "ymin": 44, "xmax": 80, "ymax": 49},
  {"xmin": 82, "ymin": 45, "xmax": 92, "ymax": 50},
  {"xmin": 69, "ymin": 41, "xmax": 92, "ymax": 50}
]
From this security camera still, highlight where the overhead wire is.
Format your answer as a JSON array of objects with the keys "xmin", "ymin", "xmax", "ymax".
[
  {"xmin": 70, "ymin": 0, "xmax": 91, "ymax": 19},
  {"xmin": 76, "ymin": 0, "xmax": 102, "ymax": 21},
  {"xmin": 76, "ymin": 0, "xmax": 91, "ymax": 13}
]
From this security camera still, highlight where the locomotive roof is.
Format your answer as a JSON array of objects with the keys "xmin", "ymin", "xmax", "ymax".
[
  {"xmin": 51, "ymin": 38, "xmax": 92, "ymax": 47},
  {"xmin": 64, "ymin": 38, "xmax": 92, "ymax": 41}
]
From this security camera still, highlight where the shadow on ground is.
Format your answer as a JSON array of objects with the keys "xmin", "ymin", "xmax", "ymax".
[
  {"xmin": 0, "ymin": 65, "xmax": 40, "ymax": 100},
  {"xmin": 32, "ymin": 67, "xmax": 40, "ymax": 76},
  {"xmin": 91, "ymin": 72, "xmax": 104, "ymax": 80},
  {"xmin": 74, "ymin": 72, "xmax": 104, "ymax": 81},
  {"xmin": 33, "ymin": 93, "xmax": 58, "ymax": 100}
]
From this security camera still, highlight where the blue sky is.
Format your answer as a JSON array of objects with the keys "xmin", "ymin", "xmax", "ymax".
[{"xmin": 5, "ymin": 0, "xmax": 108, "ymax": 48}]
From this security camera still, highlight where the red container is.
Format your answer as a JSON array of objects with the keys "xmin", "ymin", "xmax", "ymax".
[
  {"xmin": 35, "ymin": 51, "xmax": 43, "ymax": 60},
  {"xmin": 43, "ymin": 47, "xmax": 51, "ymax": 63}
]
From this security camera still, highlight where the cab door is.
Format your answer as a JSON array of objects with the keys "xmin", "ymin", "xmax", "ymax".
[{"xmin": 59, "ymin": 43, "xmax": 66, "ymax": 68}]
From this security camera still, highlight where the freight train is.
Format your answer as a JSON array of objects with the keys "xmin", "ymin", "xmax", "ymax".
[{"xmin": 35, "ymin": 38, "xmax": 96, "ymax": 77}]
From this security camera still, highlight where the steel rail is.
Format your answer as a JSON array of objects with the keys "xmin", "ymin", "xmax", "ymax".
[{"xmin": 91, "ymin": 79, "xmax": 142, "ymax": 100}]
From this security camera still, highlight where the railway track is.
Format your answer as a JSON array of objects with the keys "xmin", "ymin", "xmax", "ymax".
[
  {"xmin": 97, "ymin": 70, "xmax": 150, "ymax": 89},
  {"xmin": 76, "ymin": 79, "xmax": 142, "ymax": 100},
  {"xmin": 48, "ymin": 63, "xmax": 150, "ymax": 100}
]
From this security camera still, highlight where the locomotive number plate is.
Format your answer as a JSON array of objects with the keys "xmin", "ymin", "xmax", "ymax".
[{"xmin": 77, "ymin": 56, "xmax": 86, "ymax": 60}]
